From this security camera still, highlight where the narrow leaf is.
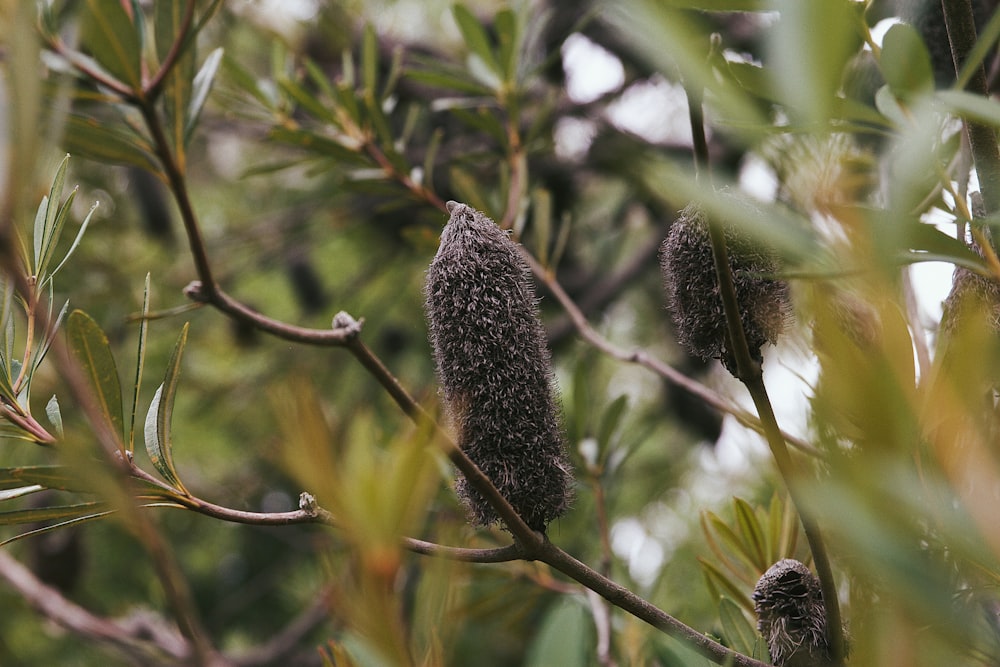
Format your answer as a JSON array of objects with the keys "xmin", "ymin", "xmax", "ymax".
[
  {"xmin": 64, "ymin": 115, "xmax": 159, "ymax": 171},
  {"xmin": 718, "ymin": 597, "xmax": 760, "ymax": 657},
  {"xmin": 144, "ymin": 323, "xmax": 189, "ymax": 494},
  {"xmin": 733, "ymin": 497, "xmax": 767, "ymax": 570},
  {"xmin": 0, "ymin": 501, "xmax": 108, "ymax": 526},
  {"xmin": 452, "ymin": 4, "xmax": 501, "ymax": 78},
  {"xmin": 361, "ymin": 24, "xmax": 378, "ymax": 98},
  {"xmin": 156, "ymin": 0, "xmax": 196, "ymax": 161},
  {"xmin": 45, "ymin": 394, "xmax": 63, "ymax": 439},
  {"xmin": 67, "ymin": 310, "xmax": 124, "ymax": 446},
  {"xmin": 699, "ymin": 558, "xmax": 755, "ymax": 613},
  {"xmin": 129, "ymin": 274, "xmax": 151, "ymax": 454},
  {"xmin": 0, "ymin": 511, "xmax": 114, "ymax": 547},
  {"xmin": 48, "ymin": 201, "xmax": 99, "ymax": 280},
  {"xmin": 82, "ymin": 0, "xmax": 143, "ymax": 90},
  {"xmin": 186, "ymin": 47, "xmax": 223, "ymax": 142},
  {"xmin": 0, "ymin": 484, "xmax": 44, "ymax": 502}
]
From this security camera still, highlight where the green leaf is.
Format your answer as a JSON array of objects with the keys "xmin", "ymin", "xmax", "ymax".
[
  {"xmin": 494, "ymin": 8, "xmax": 520, "ymax": 84},
  {"xmin": 596, "ymin": 394, "xmax": 628, "ymax": 457},
  {"xmin": 767, "ymin": 0, "xmax": 863, "ymax": 125},
  {"xmin": 278, "ymin": 74, "xmax": 338, "ymax": 125},
  {"xmin": 64, "ymin": 114, "xmax": 159, "ymax": 171},
  {"xmin": 881, "ymin": 23, "xmax": 934, "ymax": 100},
  {"xmin": 45, "ymin": 394, "xmax": 63, "ymax": 439},
  {"xmin": 223, "ymin": 52, "xmax": 275, "ymax": 109},
  {"xmin": 82, "ymin": 0, "xmax": 143, "ymax": 90},
  {"xmin": 0, "ymin": 501, "xmax": 107, "ymax": 527},
  {"xmin": 452, "ymin": 4, "xmax": 501, "ymax": 79},
  {"xmin": 0, "ymin": 484, "xmax": 44, "ymax": 502},
  {"xmin": 48, "ymin": 201, "xmax": 99, "ymax": 280},
  {"xmin": 156, "ymin": 0, "xmax": 196, "ymax": 158},
  {"xmin": 67, "ymin": 310, "xmax": 124, "ymax": 446},
  {"xmin": 144, "ymin": 322, "xmax": 189, "ymax": 494},
  {"xmin": 936, "ymin": 89, "xmax": 1000, "ymax": 128},
  {"xmin": 664, "ymin": 0, "xmax": 765, "ymax": 7},
  {"xmin": 186, "ymin": 47, "xmax": 224, "ymax": 142},
  {"xmin": 719, "ymin": 597, "xmax": 760, "ymax": 657},
  {"xmin": 0, "ymin": 511, "xmax": 115, "ymax": 547},
  {"xmin": 128, "ymin": 274, "xmax": 151, "ymax": 454},
  {"xmin": 699, "ymin": 558, "xmax": 755, "ymax": 613},
  {"xmin": 524, "ymin": 599, "xmax": 590, "ymax": 667},
  {"xmin": 361, "ymin": 24, "xmax": 379, "ymax": 98},
  {"xmin": 405, "ymin": 65, "xmax": 494, "ymax": 96},
  {"xmin": 733, "ymin": 497, "xmax": 767, "ymax": 570},
  {"xmin": 36, "ymin": 154, "xmax": 70, "ymax": 274}
]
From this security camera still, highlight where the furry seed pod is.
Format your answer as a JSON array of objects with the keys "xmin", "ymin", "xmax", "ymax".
[
  {"xmin": 424, "ymin": 201, "xmax": 573, "ymax": 531},
  {"xmin": 660, "ymin": 202, "xmax": 790, "ymax": 373},
  {"xmin": 753, "ymin": 559, "xmax": 831, "ymax": 667}
]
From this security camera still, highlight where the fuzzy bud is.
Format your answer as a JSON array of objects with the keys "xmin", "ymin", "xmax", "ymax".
[
  {"xmin": 660, "ymin": 202, "xmax": 790, "ymax": 373},
  {"xmin": 753, "ymin": 559, "xmax": 831, "ymax": 667},
  {"xmin": 424, "ymin": 201, "xmax": 573, "ymax": 531}
]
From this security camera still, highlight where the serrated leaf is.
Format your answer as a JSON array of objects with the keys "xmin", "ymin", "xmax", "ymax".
[
  {"xmin": 881, "ymin": 23, "xmax": 934, "ymax": 100},
  {"xmin": 82, "ymin": 0, "xmax": 143, "ymax": 90},
  {"xmin": 67, "ymin": 310, "xmax": 124, "ymax": 446},
  {"xmin": 719, "ymin": 597, "xmax": 761, "ymax": 658},
  {"xmin": 144, "ymin": 323, "xmax": 189, "ymax": 494},
  {"xmin": 45, "ymin": 394, "xmax": 63, "ymax": 439},
  {"xmin": 452, "ymin": 4, "xmax": 501, "ymax": 79},
  {"xmin": 64, "ymin": 115, "xmax": 159, "ymax": 171},
  {"xmin": 733, "ymin": 497, "xmax": 767, "ymax": 570},
  {"xmin": 186, "ymin": 47, "xmax": 223, "ymax": 142}
]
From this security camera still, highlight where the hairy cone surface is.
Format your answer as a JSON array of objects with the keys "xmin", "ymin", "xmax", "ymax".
[
  {"xmin": 753, "ymin": 559, "xmax": 831, "ymax": 667},
  {"xmin": 660, "ymin": 202, "xmax": 790, "ymax": 373},
  {"xmin": 424, "ymin": 201, "xmax": 572, "ymax": 531}
]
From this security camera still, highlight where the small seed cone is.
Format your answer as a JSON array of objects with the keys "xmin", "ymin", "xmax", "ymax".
[
  {"xmin": 753, "ymin": 559, "xmax": 832, "ymax": 667},
  {"xmin": 424, "ymin": 201, "xmax": 573, "ymax": 531},
  {"xmin": 660, "ymin": 201, "xmax": 790, "ymax": 374}
]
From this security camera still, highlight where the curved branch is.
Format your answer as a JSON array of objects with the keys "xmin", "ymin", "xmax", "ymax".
[{"xmin": 0, "ymin": 549, "xmax": 189, "ymax": 664}]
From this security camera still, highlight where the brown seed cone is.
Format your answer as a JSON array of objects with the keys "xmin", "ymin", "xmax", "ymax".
[
  {"xmin": 424, "ymin": 201, "xmax": 573, "ymax": 531},
  {"xmin": 660, "ymin": 201, "xmax": 790, "ymax": 374},
  {"xmin": 753, "ymin": 559, "xmax": 832, "ymax": 667}
]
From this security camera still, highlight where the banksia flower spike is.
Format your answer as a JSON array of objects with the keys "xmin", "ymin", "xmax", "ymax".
[
  {"xmin": 753, "ymin": 559, "xmax": 832, "ymax": 667},
  {"xmin": 660, "ymin": 201, "xmax": 790, "ymax": 374},
  {"xmin": 424, "ymin": 201, "xmax": 573, "ymax": 532}
]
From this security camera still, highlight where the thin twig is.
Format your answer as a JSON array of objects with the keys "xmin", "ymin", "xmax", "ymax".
[
  {"xmin": 686, "ymin": 85, "xmax": 845, "ymax": 664},
  {"xmin": 144, "ymin": 0, "xmax": 198, "ymax": 100},
  {"xmin": 523, "ymin": 250, "xmax": 821, "ymax": 457},
  {"xmin": 0, "ymin": 548, "xmax": 190, "ymax": 664}
]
